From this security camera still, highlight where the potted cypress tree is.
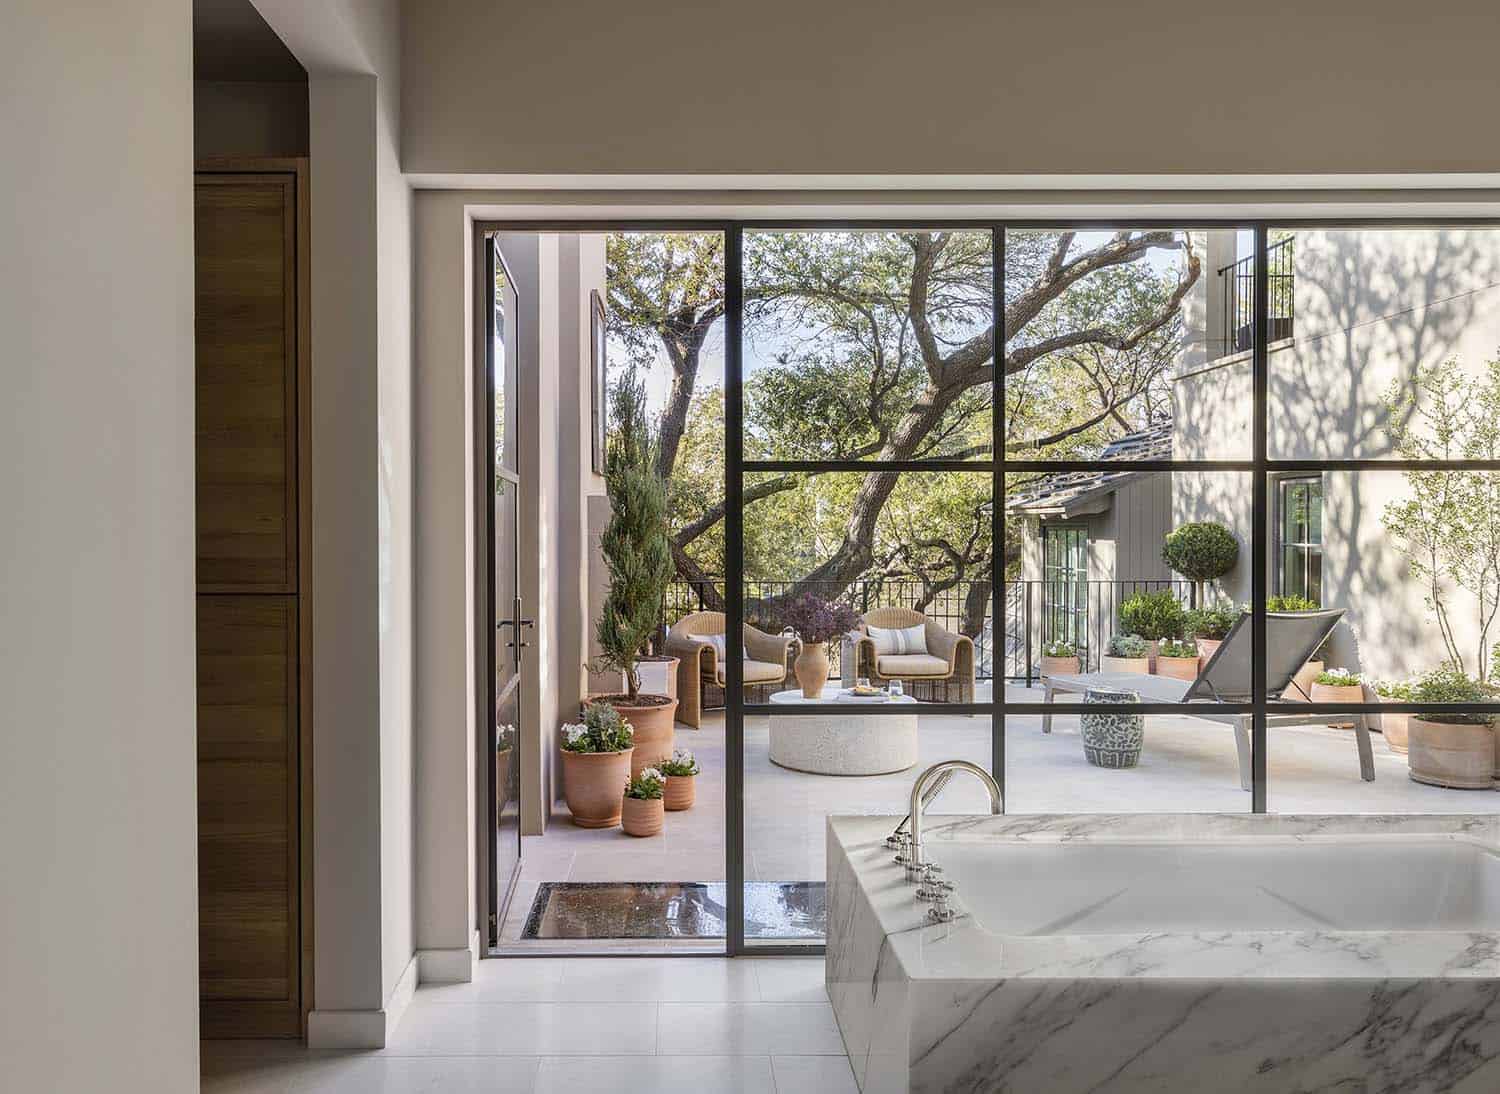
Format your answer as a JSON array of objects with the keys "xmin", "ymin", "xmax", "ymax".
[{"xmin": 589, "ymin": 370, "xmax": 678, "ymax": 774}]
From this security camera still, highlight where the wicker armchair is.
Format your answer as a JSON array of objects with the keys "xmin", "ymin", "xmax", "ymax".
[
  {"xmin": 663, "ymin": 611, "xmax": 798, "ymax": 728},
  {"xmin": 855, "ymin": 607, "xmax": 976, "ymax": 703}
]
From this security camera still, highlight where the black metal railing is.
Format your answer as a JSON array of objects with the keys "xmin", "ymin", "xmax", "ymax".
[
  {"xmin": 1219, "ymin": 236, "xmax": 1294, "ymax": 356},
  {"xmin": 662, "ymin": 577, "xmax": 1195, "ymax": 685}
]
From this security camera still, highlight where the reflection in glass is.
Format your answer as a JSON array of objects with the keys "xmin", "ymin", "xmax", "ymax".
[{"xmin": 743, "ymin": 230, "xmax": 993, "ymax": 462}]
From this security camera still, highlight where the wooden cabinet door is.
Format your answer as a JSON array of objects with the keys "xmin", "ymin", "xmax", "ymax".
[
  {"xmin": 195, "ymin": 166, "xmax": 307, "ymax": 1038},
  {"xmin": 195, "ymin": 176, "xmax": 297, "ymax": 593}
]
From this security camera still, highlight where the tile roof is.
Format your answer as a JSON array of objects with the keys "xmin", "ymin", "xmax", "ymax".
[{"xmin": 1005, "ymin": 423, "xmax": 1172, "ymax": 515}]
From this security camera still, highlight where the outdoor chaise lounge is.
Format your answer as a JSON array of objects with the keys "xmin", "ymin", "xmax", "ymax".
[{"xmin": 1040, "ymin": 609, "xmax": 1375, "ymax": 791}]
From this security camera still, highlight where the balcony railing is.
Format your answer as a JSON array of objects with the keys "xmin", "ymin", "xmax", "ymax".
[
  {"xmin": 661, "ymin": 577, "xmax": 1196, "ymax": 686},
  {"xmin": 1219, "ymin": 237, "xmax": 1294, "ymax": 356}
]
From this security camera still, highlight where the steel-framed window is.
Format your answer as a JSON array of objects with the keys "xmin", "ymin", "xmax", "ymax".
[{"xmin": 1276, "ymin": 475, "xmax": 1324, "ymax": 605}]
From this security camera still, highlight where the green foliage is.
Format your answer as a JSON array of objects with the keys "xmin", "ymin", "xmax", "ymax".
[
  {"xmin": 659, "ymin": 749, "xmax": 700, "ymax": 777},
  {"xmin": 1161, "ymin": 523, "xmax": 1238, "ymax": 599},
  {"xmin": 1315, "ymin": 668, "xmax": 1362, "ymax": 687},
  {"xmin": 1042, "ymin": 640, "xmax": 1077, "ymax": 658},
  {"xmin": 1374, "ymin": 678, "xmax": 1416, "ymax": 700},
  {"xmin": 561, "ymin": 702, "xmax": 634, "ymax": 754},
  {"xmin": 1158, "ymin": 638, "xmax": 1198, "ymax": 659},
  {"xmin": 625, "ymin": 767, "xmax": 666, "ymax": 800},
  {"xmin": 1266, "ymin": 594, "xmax": 1318, "ymax": 612},
  {"xmin": 1185, "ymin": 604, "xmax": 1240, "ymax": 640},
  {"xmin": 595, "ymin": 370, "xmax": 675, "ymax": 699},
  {"xmin": 1107, "ymin": 633, "xmax": 1151, "ymax": 658},
  {"xmin": 1118, "ymin": 590, "xmax": 1186, "ymax": 640},
  {"xmin": 1381, "ymin": 358, "xmax": 1500, "ymax": 679},
  {"xmin": 1410, "ymin": 665, "xmax": 1496, "ymax": 725}
]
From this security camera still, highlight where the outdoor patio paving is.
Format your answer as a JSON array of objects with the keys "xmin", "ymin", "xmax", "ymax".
[{"xmin": 500, "ymin": 684, "xmax": 1499, "ymax": 950}]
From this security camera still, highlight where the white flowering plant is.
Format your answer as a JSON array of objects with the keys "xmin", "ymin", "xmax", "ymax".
[
  {"xmin": 625, "ymin": 767, "xmax": 665, "ymax": 800},
  {"xmin": 1315, "ymin": 667, "xmax": 1362, "ymax": 687},
  {"xmin": 560, "ymin": 701, "xmax": 633, "ymax": 754},
  {"xmin": 659, "ymin": 749, "xmax": 700, "ymax": 777}
]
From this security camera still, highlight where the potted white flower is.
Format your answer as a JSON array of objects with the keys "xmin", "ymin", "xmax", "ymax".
[
  {"xmin": 559, "ymin": 701, "xmax": 634, "ymax": 828},
  {"xmin": 659, "ymin": 748, "xmax": 700, "ymax": 811},
  {"xmin": 1154, "ymin": 638, "xmax": 1200, "ymax": 681},
  {"xmin": 622, "ymin": 767, "xmax": 665, "ymax": 837},
  {"xmin": 1311, "ymin": 667, "xmax": 1364, "ymax": 729},
  {"xmin": 1039, "ymin": 640, "xmax": 1080, "ymax": 677}
]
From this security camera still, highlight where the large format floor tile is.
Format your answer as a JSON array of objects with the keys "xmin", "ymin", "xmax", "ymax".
[
  {"xmin": 385, "ymin": 1002, "xmax": 657, "ymax": 1057},
  {"xmin": 533, "ymin": 1055, "xmax": 774, "ymax": 1094},
  {"xmin": 656, "ymin": 1002, "xmax": 846, "ymax": 1056},
  {"xmin": 554, "ymin": 956, "xmax": 761, "ymax": 1002}
]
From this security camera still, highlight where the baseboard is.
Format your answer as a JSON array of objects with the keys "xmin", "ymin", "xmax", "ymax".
[
  {"xmin": 306, "ymin": 952, "xmax": 420, "ymax": 1049},
  {"xmin": 417, "ymin": 930, "xmax": 480, "ymax": 984}
]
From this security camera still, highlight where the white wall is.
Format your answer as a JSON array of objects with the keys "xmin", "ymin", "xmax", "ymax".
[{"xmin": 1, "ymin": 2, "xmax": 199, "ymax": 1091}]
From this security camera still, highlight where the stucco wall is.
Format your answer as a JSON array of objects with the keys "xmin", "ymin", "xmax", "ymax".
[{"xmin": 3, "ymin": 1, "xmax": 199, "ymax": 1089}]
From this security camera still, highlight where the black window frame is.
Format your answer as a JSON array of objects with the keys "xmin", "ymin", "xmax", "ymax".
[{"xmin": 1275, "ymin": 475, "xmax": 1324, "ymax": 605}]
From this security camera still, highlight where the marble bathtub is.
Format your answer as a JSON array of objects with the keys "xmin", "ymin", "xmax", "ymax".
[{"xmin": 826, "ymin": 813, "xmax": 1500, "ymax": 1093}]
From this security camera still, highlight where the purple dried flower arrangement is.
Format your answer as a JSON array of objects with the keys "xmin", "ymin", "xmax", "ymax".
[{"xmin": 780, "ymin": 593, "xmax": 862, "ymax": 645}]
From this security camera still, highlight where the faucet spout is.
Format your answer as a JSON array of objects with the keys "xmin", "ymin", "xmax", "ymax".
[{"xmin": 908, "ymin": 760, "xmax": 1002, "ymax": 870}]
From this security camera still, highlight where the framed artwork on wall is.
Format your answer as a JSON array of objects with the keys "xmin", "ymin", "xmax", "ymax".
[{"xmin": 590, "ymin": 289, "xmax": 607, "ymax": 474}]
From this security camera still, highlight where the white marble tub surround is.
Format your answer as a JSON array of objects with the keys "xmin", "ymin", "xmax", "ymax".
[{"xmin": 826, "ymin": 813, "xmax": 1500, "ymax": 1093}]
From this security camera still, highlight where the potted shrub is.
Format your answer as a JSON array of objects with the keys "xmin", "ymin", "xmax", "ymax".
[
  {"xmin": 1039, "ymin": 639, "xmax": 1080, "ymax": 677},
  {"xmin": 1100, "ymin": 633, "xmax": 1150, "ymax": 675},
  {"xmin": 781, "ymin": 593, "xmax": 862, "ymax": 698},
  {"xmin": 560, "ymin": 701, "xmax": 635, "ymax": 828},
  {"xmin": 1154, "ymin": 638, "xmax": 1201, "ymax": 681},
  {"xmin": 660, "ymin": 748, "xmax": 700, "ymax": 811},
  {"xmin": 621, "ymin": 767, "xmax": 666, "ymax": 837},
  {"xmin": 1310, "ymin": 667, "xmax": 1364, "ymax": 729},
  {"xmin": 1373, "ymin": 678, "xmax": 1415, "ymax": 754},
  {"xmin": 1161, "ymin": 522, "xmax": 1239, "ymax": 605},
  {"xmin": 588, "ymin": 371, "xmax": 678, "ymax": 774},
  {"xmin": 1267, "ymin": 594, "xmax": 1327, "ymax": 699},
  {"xmin": 1185, "ymin": 604, "xmax": 1239, "ymax": 665},
  {"xmin": 1118, "ymin": 590, "xmax": 1186, "ymax": 670},
  {"xmin": 1406, "ymin": 666, "xmax": 1497, "ymax": 789}
]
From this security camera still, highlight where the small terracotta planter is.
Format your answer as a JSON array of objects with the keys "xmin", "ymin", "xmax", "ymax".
[
  {"xmin": 1311, "ymin": 681, "xmax": 1364, "ymax": 729},
  {"xmin": 591, "ymin": 693, "xmax": 678, "ymax": 775},
  {"xmin": 664, "ymin": 773, "xmax": 696, "ymax": 811},
  {"xmin": 1039, "ymin": 655, "xmax": 1080, "ymax": 677},
  {"xmin": 1154, "ymin": 655, "xmax": 1200, "ymax": 681},
  {"xmin": 794, "ymin": 641, "xmax": 831, "ymax": 698},
  {"xmin": 1284, "ymin": 660, "xmax": 1323, "ymax": 701},
  {"xmin": 1407, "ymin": 717, "xmax": 1497, "ymax": 790},
  {"xmin": 561, "ymin": 747, "xmax": 634, "ymax": 828},
  {"xmin": 622, "ymin": 795, "xmax": 665, "ymax": 837},
  {"xmin": 1195, "ymin": 637, "xmax": 1223, "ymax": 666},
  {"xmin": 1100, "ymin": 655, "xmax": 1150, "ymax": 675}
]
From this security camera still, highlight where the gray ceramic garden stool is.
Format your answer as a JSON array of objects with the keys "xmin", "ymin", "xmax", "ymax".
[{"xmin": 1080, "ymin": 686, "xmax": 1144, "ymax": 768}]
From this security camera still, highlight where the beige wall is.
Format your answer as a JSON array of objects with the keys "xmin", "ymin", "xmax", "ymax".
[
  {"xmin": 1, "ymin": 1, "xmax": 199, "ymax": 1090},
  {"xmin": 401, "ymin": 0, "xmax": 1500, "ymax": 177}
]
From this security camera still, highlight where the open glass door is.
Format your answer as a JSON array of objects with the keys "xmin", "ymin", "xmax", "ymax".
[{"xmin": 486, "ymin": 237, "xmax": 525, "ymax": 942}]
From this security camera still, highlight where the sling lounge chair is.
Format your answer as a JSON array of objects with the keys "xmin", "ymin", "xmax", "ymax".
[{"xmin": 1040, "ymin": 609, "xmax": 1374, "ymax": 791}]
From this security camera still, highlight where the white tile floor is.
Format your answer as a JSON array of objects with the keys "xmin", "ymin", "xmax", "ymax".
[{"xmin": 200, "ymin": 957, "xmax": 853, "ymax": 1094}]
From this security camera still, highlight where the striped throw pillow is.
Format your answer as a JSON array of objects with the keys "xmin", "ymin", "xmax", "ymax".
[{"xmin": 867, "ymin": 623, "xmax": 928, "ymax": 656}]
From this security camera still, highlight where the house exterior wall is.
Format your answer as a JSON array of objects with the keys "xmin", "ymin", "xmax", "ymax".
[{"xmin": 1172, "ymin": 228, "xmax": 1500, "ymax": 679}]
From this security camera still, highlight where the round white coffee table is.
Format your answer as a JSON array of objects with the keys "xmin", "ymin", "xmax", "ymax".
[{"xmin": 767, "ymin": 686, "xmax": 920, "ymax": 775}]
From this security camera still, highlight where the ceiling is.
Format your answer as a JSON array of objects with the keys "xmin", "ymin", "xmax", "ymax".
[{"xmin": 194, "ymin": 0, "xmax": 306, "ymax": 82}]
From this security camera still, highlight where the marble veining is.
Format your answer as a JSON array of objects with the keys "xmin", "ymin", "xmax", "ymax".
[{"xmin": 826, "ymin": 813, "xmax": 1500, "ymax": 1093}]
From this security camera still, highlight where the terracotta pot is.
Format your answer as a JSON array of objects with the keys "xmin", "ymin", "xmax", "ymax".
[
  {"xmin": 1381, "ymin": 705, "xmax": 1410, "ymax": 754},
  {"xmin": 664, "ymin": 773, "xmax": 696, "ymax": 811},
  {"xmin": 1282, "ymin": 659, "xmax": 1323, "ymax": 701},
  {"xmin": 1154, "ymin": 655, "xmax": 1200, "ymax": 681},
  {"xmin": 561, "ymin": 747, "xmax": 633, "ymax": 828},
  {"xmin": 1039, "ymin": 655, "xmax": 1081, "ymax": 677},
  {"xmin": 621, "ymin": 795, "xmax": 664, "ymax": 837},
  {"xmin": 794, "ymin": 641, "xmax": 831, "ymax": 698},
  {"xmin": 1099, "ymin": 654, "xmax": 1149, "ymax": 675},
  {"xmin": 591, "ymin": 694, "xmax": 678, "ymax": 775},
  {"xmin": 495, "ymin": 747, "xmax": 513, "ymax": 819},
  {"xmin": 1195, "ymin": 637, "xmax": 1223, "ymax": 667},
  {"xmin": 1310, "ymin": 681, "xmax": 1364, "ymax": 729},
  {"xmin": 1408, "ymin": 717, "xmax": 1497, "ymax": 790}
]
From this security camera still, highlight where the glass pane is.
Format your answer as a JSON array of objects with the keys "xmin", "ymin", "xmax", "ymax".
[
  {"xmin": 1307, "ymin": 481, "xmax": 1323, "ymax": 543},
  {"xmin": 492, "ymin": 240, "xmax": 519, "ymax": 475},
  {"xmin": 1281, "ymin": 546, "xmax": 1305, "ymax": 600},
  {"xmin": 1267, "ymin": 227, "xmax": 1500, "ymax": 460},
  {"xmin": 742, "ymin": 229, "xmax": 993, "ymax": 462},
  {"xmin": 1005, "ymin": 226, "xmax": 1251, "ymax": 460}
]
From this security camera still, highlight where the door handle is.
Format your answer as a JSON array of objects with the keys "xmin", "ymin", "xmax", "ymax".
[{"xmin": 497, "ymin": 619, "xmax": 534, "ymax": 630}]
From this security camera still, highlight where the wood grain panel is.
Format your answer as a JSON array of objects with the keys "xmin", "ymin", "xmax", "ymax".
[
  {"xmin": 195, "ymin": 177, "xmax": 296, "ymax": 591},
  {"xmin": 196, "ymin": 595, "xmax": 299, "ymax": 1022}
]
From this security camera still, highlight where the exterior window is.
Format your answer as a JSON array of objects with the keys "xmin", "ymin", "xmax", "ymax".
[
  {"xmin": 1042, "ymin": 525, "xmax": 1088, "ymax": 652},
  {"xmin": 1278, "ymin": 477, "xmax": 1323, "ymax": 605}
]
